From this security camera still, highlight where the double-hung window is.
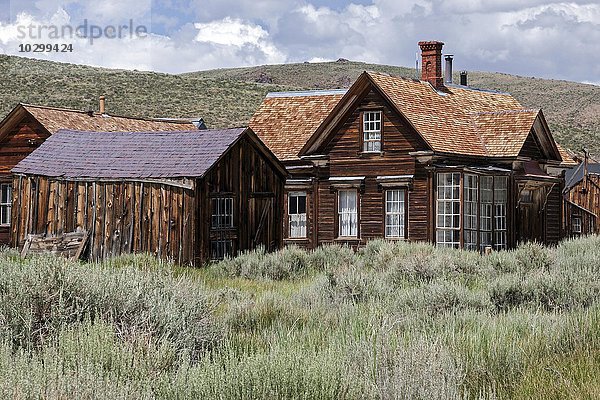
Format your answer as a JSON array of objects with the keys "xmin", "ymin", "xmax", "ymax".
[
  {"xmin": 288, "ymin": 192, "xmax": 307, "ymax": 238},
  {"xmin": 436, "ymin": 172, "xmax": 460, "ymax": 248},
  {"xmin": 0, "ymin": 184, "xmax": 11, "ymax": 226},
  {"xmin": 338, "ymin": 190, "xmax": 358, "ymax": 237},
  {"xmin": 362, "ymin": 111, "xmax": 382, "ymax": 152},
  {"xmin": 385, "ymin": 189, "xmax": 405, "ymax": 238}
]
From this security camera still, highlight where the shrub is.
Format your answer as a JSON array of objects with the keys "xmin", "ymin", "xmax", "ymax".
[{"xmin": 0, "ymin": 253, "xmax": 219, "ymax": 359}]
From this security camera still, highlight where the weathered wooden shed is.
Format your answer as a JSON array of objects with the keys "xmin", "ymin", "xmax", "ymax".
[
  {"xmin": 11, "ymin": 128, "xmax": 286, "ymax": 264},
  {"xmin": 0, "ymin": 102, "xmax": 199, "ymax": 246}
]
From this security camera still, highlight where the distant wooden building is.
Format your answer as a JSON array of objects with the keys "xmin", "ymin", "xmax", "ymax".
[
  {"xmin": 0, "ymin": 102, "xmax": 199, "ymax": 245},
  {"xmin": 250, "ymin": 41, "xmax": 577, "ymax": 251},
  {"xmin": 11, "ymin": 128, "xmax": 286, "ymax": 264},
  {"xmin": 564, "ymin": 161, "xmax": 599, "ymax": 236}
]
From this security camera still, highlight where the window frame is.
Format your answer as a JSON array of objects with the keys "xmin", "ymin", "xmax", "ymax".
[
  {"xmin": 384, "ymin": 189, "xmax": 407, "ymax": 239},
  {"xmin": 211, "ymin": 197, "xmax": 234, "ymax": 230},
  {"xmin": 0, "ymin": 183, "xmax": 12, "ymax": 227},
  {"xmin": 210, "ymin": 239, "xmax": 233, "ymax": 261},
  {"xmin": 435, "ymin": 171, "xmax": 510, "ymax": 251},
  {"xmin": 337, "ymin": 189, "xmax": 359, "ymax": 238},
  {"xmin": 287, "ymin": 191, "xmax": 307, "ymax": 239},
  {"xmin": 361, "ymin": 110, "xmax": 383, "ymax": 153},
  {"xmin": 463, "ymin": 174, "xmax": 478, "ymax": 251},
  {"xmin": 572, "ymin": 216, "xmax": 582, "ymax": 234},
  {"xmin": 436, "ymin": 172, "xmax": 461, "ymax": 248}
]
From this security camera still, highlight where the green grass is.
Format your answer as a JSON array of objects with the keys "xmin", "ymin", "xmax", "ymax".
[
  {"xmin": 2, "ymin": 237, "xmax": 600, "ymax": 398},
  {"xmin": 1, "ymin": 55, "xmax": 598, "ymax": 157}
]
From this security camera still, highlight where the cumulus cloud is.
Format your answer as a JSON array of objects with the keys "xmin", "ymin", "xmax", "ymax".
[{"xmin": 194, "ymin": 17, "xmax": 286, "ymax": 66}]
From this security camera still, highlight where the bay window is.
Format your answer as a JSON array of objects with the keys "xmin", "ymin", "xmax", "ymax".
[
  {"xmin": 436, "ymin": 172, "xmax": 509, "ymax": 251},
  {"xmin": 338, "ymin": 190, "xmax": 358, "ymax": 237}
]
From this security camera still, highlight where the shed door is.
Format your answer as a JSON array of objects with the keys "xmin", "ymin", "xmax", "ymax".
[
  {"xmin": 516, "ymin": 184, "xmax": 546, "ymax": 243},
  {"xmin": 249, "ymin": 195, "xmax": 275, "ymax": 251}
]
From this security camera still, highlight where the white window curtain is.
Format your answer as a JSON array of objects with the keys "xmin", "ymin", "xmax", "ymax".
[
  {"xmin": 288, "ymin": 192, "xmax": 307, "ymax": 238},
  {"xmin": 338, "ymin": 190, "xmax": 358, "ymax": 237},
  {"xmin": 385, "ymin": 189, "xmax": 405, "ymax": 238}
]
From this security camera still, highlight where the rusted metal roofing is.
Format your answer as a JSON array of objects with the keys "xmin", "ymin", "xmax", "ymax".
[
  {"xmin": 21, "ymin": 104, "xmax": 198, "ymax": 132},
  {"xmin": 12, "ymin": 128, "xmax": 247, "ymax": 179},
  {"xmin": 249, "ymin": 90, "xmax": 346, "ymax": 160}
]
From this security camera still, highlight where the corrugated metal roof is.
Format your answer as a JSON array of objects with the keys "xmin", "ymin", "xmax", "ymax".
[{"xmin": 12, "ymin": 128, "xmax": 247, "ymax": 179}]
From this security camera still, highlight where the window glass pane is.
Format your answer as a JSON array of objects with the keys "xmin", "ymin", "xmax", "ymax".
[
  {"xmin": 436, "ymin": 173, "xmax": 460, "ymax": 248},
  {"xmin": 289, "ymin": 192, "xmax": 307, "ymax": 238},
  {"xmin": 385, "ymin": 189, "xmax": 405, "ymax": 238},
  {"xmin": 0, "ymin": 184, "xmax": 12, "ymax": 226},
  {"xmin": 338, "ymin": 190, "xmax": 358, "ymax": 237},
  {"xmin": 363, "ymin": 111, "xmax": 382, "ymax": 152},
  {"xmin": 211, "ymin": 197, "xmax": 233, "ymax": 229}
]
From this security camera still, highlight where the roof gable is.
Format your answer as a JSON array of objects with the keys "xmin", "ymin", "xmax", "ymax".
[{"xmin": 12, "ymin": 128, "xmax": 248, "ymax": 179}]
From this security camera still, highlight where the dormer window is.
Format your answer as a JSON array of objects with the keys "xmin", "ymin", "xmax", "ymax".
[{"xmin": 362, "ymin": 111, "xmax": 382, "ymax": 152}]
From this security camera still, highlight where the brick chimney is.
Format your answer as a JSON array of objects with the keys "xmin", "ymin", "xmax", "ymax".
[
  {"xmin": 99, "ymin": 95, "xmax": 106, "ymax": 114},
  {"xmin": 418, "ymin": 41, "xmax": 444, "ymax": 89}
]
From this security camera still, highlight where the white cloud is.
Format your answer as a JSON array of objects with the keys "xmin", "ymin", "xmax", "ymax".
[{"xmin": 194, "ymin": 17, "xmax": 286, "ymax": 65}]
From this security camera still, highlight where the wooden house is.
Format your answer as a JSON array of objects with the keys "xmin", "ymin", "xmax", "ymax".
[
  {"xmin": 10, "ymin": 128, "xmax": 286, "ymax": 264},
  {"xmin": 250, "ymin": 41, "xmax": 577, "ymax": 251},
  {"xmin": 563, "ymin": 160, "xmax": 600, "ymax": 236},
  {"xmin": 0, "ymin": 102, "xmax": 199, "ymax": 245}
]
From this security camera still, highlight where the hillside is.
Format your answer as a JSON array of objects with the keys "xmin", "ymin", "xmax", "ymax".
[{"xmin": 2, "ymin": 54, "xmax": 599, "ymax": 157}]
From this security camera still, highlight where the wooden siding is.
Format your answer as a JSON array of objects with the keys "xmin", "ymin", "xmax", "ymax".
[
  {"xmin": 566, "ymin": 174, "xmax": 600, "ymax": 235},
  {"xmin": 11, "ymin": 177, "xmax": 197, "ymax": 264},
  {"xmin": 199, "ymin": 136, "xmax": 284, "ymax": 261},
  {"xmin": 300, "ymin": 89, "xmax": 430, "ymax": 247},
  {"xmin": 0, "ymin": 117, "xmax": 49, "ymax": 245},
  {"xmin": 544, "ymin": 182, "xmax": 563, "ymax": 244},
  {"xmin": 0, "ymin": 116, "xmax": 49, "ymax": 176},
  {"xmin": 518, "ymin": 131, "xmax": 544, "ymax": 160}
]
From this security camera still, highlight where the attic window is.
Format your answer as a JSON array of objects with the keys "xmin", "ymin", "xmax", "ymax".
[{"xmin": 362, "ymin": 111, "xmax": 382, "ymax": 152}]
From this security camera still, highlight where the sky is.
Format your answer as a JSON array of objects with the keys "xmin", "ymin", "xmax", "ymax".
[{"xmin": 0, "ymin": 0, "xmax": 598, "ymax": 84}]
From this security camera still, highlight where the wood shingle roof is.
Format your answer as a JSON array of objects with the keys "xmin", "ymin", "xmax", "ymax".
[
  {"xmin": 249, "ymin": 90, "xmax": 346, "ymax": 161},
  {"xmin": 21, "ymin": 104, "xmax": 198, "ymax": 132},
  {"xmin": 251, "ymin": 71, "xmax": 573, "ymax": 164}
]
